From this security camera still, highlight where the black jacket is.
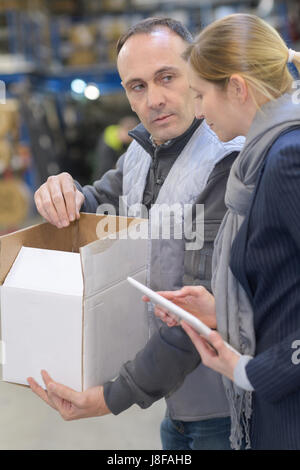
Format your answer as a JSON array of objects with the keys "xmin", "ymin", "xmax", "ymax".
[{"xmin": 231, "ymin": 128, "xmax": 300, "ymax": 449}]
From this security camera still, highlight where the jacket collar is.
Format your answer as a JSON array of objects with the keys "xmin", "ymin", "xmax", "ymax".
[{"xmin": 128, "ymin": 118, "xmax": 203, "ymax": 158}]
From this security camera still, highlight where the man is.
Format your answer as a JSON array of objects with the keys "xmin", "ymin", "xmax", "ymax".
[{"xmin": 30, "ymin": 18, "xmax": 244, "ymax": 450}]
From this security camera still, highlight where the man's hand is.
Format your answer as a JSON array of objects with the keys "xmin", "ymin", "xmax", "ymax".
[
  {"xmin": 143, "ymin": 285, "xmax": 217, "ymax": 329},
  {"xmin": 27, "ymin": 370, "xmax": 110, "ymax": 421},
  {"xmin": 34, "ymin": 172, "xmax": 85, "ymax": 228}
]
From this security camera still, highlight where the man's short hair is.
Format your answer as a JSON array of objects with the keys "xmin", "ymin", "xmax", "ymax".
[{"xmin": 116, "ymin": 17, "xmax": 193, "ymax": 55}]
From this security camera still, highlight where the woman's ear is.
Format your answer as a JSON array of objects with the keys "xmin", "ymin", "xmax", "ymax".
[{"xmin": 228, "ymin": 74, "xmax": 248, "ymax": 104}]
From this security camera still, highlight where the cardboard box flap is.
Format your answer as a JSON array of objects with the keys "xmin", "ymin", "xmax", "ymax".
[
  {"xmin": 4, "ymin": 247, "xmax": 83, "ymax": 296},
  {"xmin": 77, "ymin": 213, "xmax": 137, "ymax": 247},
  {"xmin": 0, "ymin": 213, "xmax": 147, "ymax": 286},
  {"xmin": 80, "ymin": 234, "xmax": 148, "ymax": 298},
  {"xmin": 0, "ymin": 221, "xmax": 77, "ymax": 285},
  {"xmin": 83, "ymin": 271, "xmax": 149, "ymax": 388}
]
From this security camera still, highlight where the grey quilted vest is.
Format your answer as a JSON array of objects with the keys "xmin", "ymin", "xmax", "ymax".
[{"xmin": 121, "ymin": 121, "xmax": 244, "ymax": 420}]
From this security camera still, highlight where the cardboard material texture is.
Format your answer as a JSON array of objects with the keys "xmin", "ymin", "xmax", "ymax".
[{"xmin": 0, "ymin": 213, "xmax": 149, "ymax": 392}]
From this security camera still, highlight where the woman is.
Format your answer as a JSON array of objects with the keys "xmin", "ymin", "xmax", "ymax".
[{"xmin": 150, "ymin": 14, "xmax": 300, "ymax": 449}]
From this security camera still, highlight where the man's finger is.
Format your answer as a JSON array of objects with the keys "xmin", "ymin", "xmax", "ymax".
[
  {"xmin": 40, "ymin": 370, "xmax": 76, "ymax": 414},
  {"xmin": 28, "ymin": 372, "xmax": 64, "ymax": 411},
  {"xmin": 47, "ymin": 176, "xmax": 70, "ymax": 226},
  {"xmin": 47, "ymin": 381, "xmax": 81, "ymax": 406},
  {"xmin": 60, "ymin": 176, "xmax": 77, "ymax": 222},
  {"xmin": 27, "ymin": 376, "xmax": 52, "ymax": 407},
  {"xmin": 36, "ymin": 185, "xmax": 60, "ymax": 226},
  {"xmin": 41, "ymin": 369, "xmax": 56, "ymax": 388},
  {"xmin": 40, "ymin": 370, "xmax": 69, "ymax": 410},
  {"xmin": 75, "ymin": 189, "xmax": 84, "ymax": 219},
  {"xmin": 34, "ymin": 192, "xmax": 52, "ymax": 224}
]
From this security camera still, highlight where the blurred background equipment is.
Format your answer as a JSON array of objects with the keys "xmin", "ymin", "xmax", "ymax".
[
  {"xmin": 0, "ymin": 0, "xmax": 299, "ymax": 235},
  {"xmin": 90, "ymin": 115, "xmax": 139, "ymax": 180}
]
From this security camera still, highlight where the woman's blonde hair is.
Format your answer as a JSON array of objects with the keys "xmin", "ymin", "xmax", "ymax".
[{"xmin": 185, "ymin": 13, "xmax": 300, "ymax": 102}]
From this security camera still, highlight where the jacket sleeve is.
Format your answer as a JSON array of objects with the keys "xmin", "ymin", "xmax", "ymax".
[
  {"xmin": 74, "ymin": 152, "xmax": 126, "ymax": 214},
  {"xmin": 245, "ymin": 137, "xmax": 300, "ymax": 404},
  {"xmin": 246, "ymin": 329, "xmax": 300, "ymax": 404},
  {"xmin": 103, "ymin": 325, "xmax": 201, "ymax": 414}
]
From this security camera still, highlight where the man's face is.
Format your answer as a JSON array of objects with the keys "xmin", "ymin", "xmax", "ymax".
[{"xmin": 117, "ymin": 29, "xmax": 195, "ymax": 145}]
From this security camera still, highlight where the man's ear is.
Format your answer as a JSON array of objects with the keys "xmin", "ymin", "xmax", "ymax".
[{"xmin": 228, "ymin": 74, "xmax": 248, "ymax": 104}]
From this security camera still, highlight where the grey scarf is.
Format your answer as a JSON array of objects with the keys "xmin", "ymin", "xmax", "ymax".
[{"xmin": 211, "ymin": 92, "xmax": 300, "ymax": 449}]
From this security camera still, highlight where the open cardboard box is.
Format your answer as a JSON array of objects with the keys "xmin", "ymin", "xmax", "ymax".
[{"xmin": 0, "ymin": 213, "xmax": 149, "ymax": 391}]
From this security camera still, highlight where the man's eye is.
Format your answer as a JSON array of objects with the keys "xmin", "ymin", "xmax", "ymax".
[
  {"xmin": 195, "ymin": 94, "xmax": 203, "ymax": 100},
  {"xmin": 162, "ymin": 75, "xmax": 173, "ymax": 83},
  {"xmin": 132, "ymin": 84, "xmax": 144, "ymax": 91}
]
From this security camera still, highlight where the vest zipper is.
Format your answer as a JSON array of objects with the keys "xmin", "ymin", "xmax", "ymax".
[{"xmin": 153, "ymin": 147, "xmax": 164, "ymax": 185}]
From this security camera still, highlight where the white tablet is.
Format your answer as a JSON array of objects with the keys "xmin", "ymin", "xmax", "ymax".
[{"xmin": 127, "ymin": 276, "xmax": 240, "ymax": 356}]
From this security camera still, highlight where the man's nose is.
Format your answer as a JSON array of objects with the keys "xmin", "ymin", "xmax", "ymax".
[{"xmin": 147, "ymin": 84, "xmax": 165, "ymax": 109}]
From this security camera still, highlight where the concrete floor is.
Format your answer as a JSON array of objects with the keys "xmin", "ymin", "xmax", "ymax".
[{"xmin": 0, "ymin": 374, "xmax": 166, "ymax": 450}]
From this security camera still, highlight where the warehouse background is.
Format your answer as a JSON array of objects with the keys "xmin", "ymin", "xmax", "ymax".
[
  {"xmin": 0, "ymin": 0, "xmax": 299, "ymax": 450},
  {"xmin": 0, "ymin": 0, "xmax": 299, "ymax": 234}
]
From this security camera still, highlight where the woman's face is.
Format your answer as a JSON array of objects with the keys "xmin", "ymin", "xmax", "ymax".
[{"xmin": 188, "ymin": 66, "xmax": 247, "ymax": 142}]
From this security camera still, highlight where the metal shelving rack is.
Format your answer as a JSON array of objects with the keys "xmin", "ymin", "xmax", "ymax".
[
  {"xmin": 0, "ymin": 0, "xmax": 298, "ymax": 232},
  {"xmin": 1, "ymin": 0, "xmax": 298, "ymax": 92}
]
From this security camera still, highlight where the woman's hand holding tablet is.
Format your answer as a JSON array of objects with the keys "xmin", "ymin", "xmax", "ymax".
[{"xmin": 127, "ymin": 277, "xmax": 241, "ymax": 356}]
